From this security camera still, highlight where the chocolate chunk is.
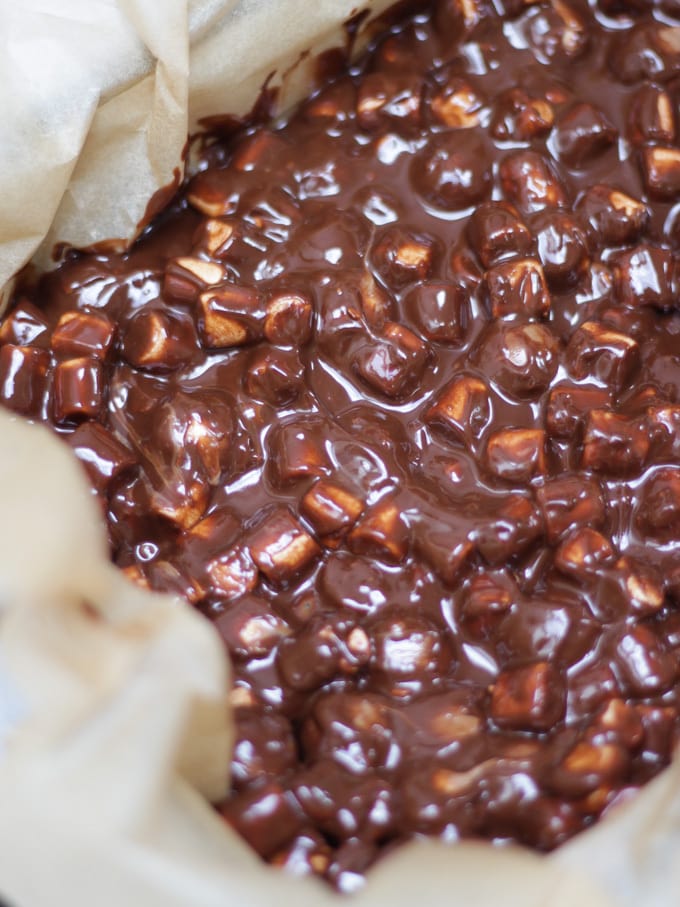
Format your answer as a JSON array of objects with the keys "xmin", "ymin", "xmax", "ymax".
[
  {"xmin": 582, "ymin": 410, "xmax": 650, "ymax": 475},
  {"xmin": 304, "ymin": 81, "xmax": 356, "ymax": 124},
  {"xmin": 575, "ymin": 184, "xmax": 648, "ymax": 248},
  {"xmin": 484, "ymin": 258, "xmax": 551, "ymax": 319},
  {"xmin": 244, "ymin": 347, "xmax": 304, "ymax": 406},
  {"xmin": 425, "ymin": 373, "xmax": 492, "ymax": 445},
  {"xmin": 371, "ymin": 225, "xmax": 437, "ymax": 289},
  {"xmin": 249, "ymin": 506, "xmax": 321, "ymax": 586},
  {"xmin": 231, "ymin": 130, "xmax": 292, "ymax": 173},
  {"xmin": 414, "ymin": 518, "xmax": 474, "ymax": 586},
  {"xmin": 612, "ymin": 244, "xmax": 677, "ymax": 309},
  {"xmin": 609, "ymin": 23, "xmax": 680, "ymax": 84},
  {"xmin": 263, "ymin": 292, "xmax": 313, "ymax": 346},
  {"xmin": 536, "ymin": 475, "xmax": 605, "ymax": 543},
  {"xmin": 268, "ymin": 418, "xmax": 331, "ymax": 486},
  {"xmin": 478, "ymin": 321, "xmax": 559, "ymax": 399},
  {"xmin": 499, "ymin": 150, "xmax": 567, "ymax": 215},
  {"xmin": 353, "ymin": 323, "xmax": 429, "ymax": 399},
  {"xmin": 278, "ymin": 617, "xmax": 371, "ymax": 691},
  {"xmin": 532, "ymin": 210, "xmax": 588, "ymax": 288},
  {"xmin": 121, "ymin": 309, "xmax": 199, "ymax": 371},
  {"xmin": 0, "ymin": 301, "xmax": 49, "ymax": 348},
  {"xmin": 215, "ymin": 596, "xmax": 289, "ymax": 659},
  {"xmin": 608, "ymin": 557, "xmax": 664, "ymax": 618},
  {"xmin": 206, "ymin": 547, "xmax": 259, "ymax": 601},
  {"xmin": 628, "ymin": 85, "xmax": 676, "ymax": 145},
  {"xmin": 484, "ymin": 427, "xmax": 546, "ymax": 482},
  {"xmin": 522, "ymin": 1, "xmax": 588, "ymax": 63},
  {"xmin": 198, "ymin": 284, "xmax": 266, "ymax": 347},
  {"xmin": 553, "ymin": 741, "xmax": 629, "ymax": 798},
  {"xmin": 293, "ymin": 762, "xmax": 396, "ymax": 848},
  {"xmin": 369, "ymin": 613, "xmax": 453, "ymax": 699},
  {"xmin": 615, "ymin": 626, "xmax": 677, "ymax": 697},
  {"xmin": 222, "ymin": 783, "xmax": 303, "ymax": 858},
  {"xmin": 476, "ymin": 494, "xmax": 543, "ymax": 565},
  {"xmin": 273, "ymin": 832, "xmax": 332, "ymax": 880},
  {"xmin": 545, "ymin": 382, "xmax": 610, "ymax": 439},
  {"xmin": 641, "ymin": 146, "xmax": 680, "ymax": 199},
  {"xmin": 491, "ymin": 88, "xmax": 555, "ymax": 142},
  {"xmin": 0, "ymin": 344, "xmax": 49, "ymax": 416},
  {"xmin": 163, "ymin": 256, "xmax": 225, "ymax": 303},
  {"xmin": 301, "ymin": 692, "xmax": 395, "ymax": 772},
  {"xmin": 490, "ymin": 662, "xmax": 566, "ymax": 732},
  {"xmin": 348, "ymin": 497, "xmax": 410, "ymax": 563},
  {"xmin": 53, "ymin": 357, "xmax": 104, "ymax": 423},
  {"xmin": 403, "ymin": 281, "xmax": 468, "ymax": 344},
  {"xmin": 554, "ymin": 103, "xmax": 617, "ymax": 168},
  {"xmin": 52, "ymin": 311, "xmax": 115, "ymax": 360},
  {"xmin": 462, "ymin": 570, "xmax": 517, "ymax": 625},
  {"xmin": 636, "ymin": 467, "xmax": 680, "ymax": 540},
  {"xmin": 301, "ymin": 478, "xmax": 364, "ymax": 540},
  {"xmin": 428, "ymin": 76, "xmax": 485, "ymax": 128},
  {"xmin": 565, "ymin": 320, "xmax": 639, "ymax": 392},
  {"xmin": 554, "ymin": 528, "xmax": 616, "ymax": 580},
  {"xmin": 467, "ymin": 201, "xmax": 533, "ymax": 268},
  {"xmin": 231, "ymin": 711, "xmax": 297, "ymax": 788},
  {"xmin": 411, "ymin": 131, "xmax": 492, "ymax": 210},
  {"xmin": 357, "ymin": 72, "xmax": 422, "ymax": 132}
]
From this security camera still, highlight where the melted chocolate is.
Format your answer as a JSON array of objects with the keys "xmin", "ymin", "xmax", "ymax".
[{"xmin": 4, "ymin": 0, "xmax": 680, "ymax": 891}]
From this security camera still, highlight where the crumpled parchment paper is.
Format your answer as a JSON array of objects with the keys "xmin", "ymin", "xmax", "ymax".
[{"xmin": 0, "ymin": 2, "xmax": 677, "ymax": 906}]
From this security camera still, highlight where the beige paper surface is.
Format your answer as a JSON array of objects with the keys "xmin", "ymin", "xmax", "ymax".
[{"xmin": 0, "ymin": 2, "xmax": 677, "ymax": 906}]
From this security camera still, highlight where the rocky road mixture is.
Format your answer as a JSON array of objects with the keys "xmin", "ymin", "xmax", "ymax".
[{"xmin": 4, "ymin": 0, "xmax": 680, "ymax": 892}]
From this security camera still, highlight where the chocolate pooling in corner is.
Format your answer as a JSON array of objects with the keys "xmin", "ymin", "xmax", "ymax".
[{"xmin": 3, "ymin": 0, "xmax": 680, "ymax": 891}]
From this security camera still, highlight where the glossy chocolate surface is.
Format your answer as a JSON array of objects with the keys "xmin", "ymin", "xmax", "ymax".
[{"xmin": 4, "ymin": 0, "xmax": 680, "ymax": 891}]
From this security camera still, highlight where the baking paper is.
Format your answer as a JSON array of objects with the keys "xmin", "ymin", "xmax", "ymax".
[{"xmin": 0, "ymin": 2, "xmax": 677, "ymax": 906}]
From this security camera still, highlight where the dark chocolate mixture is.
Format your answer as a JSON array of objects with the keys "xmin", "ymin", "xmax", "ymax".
[{"xmin": 4, "ymin": 0, "xmax": 680, "ymax": 891}]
